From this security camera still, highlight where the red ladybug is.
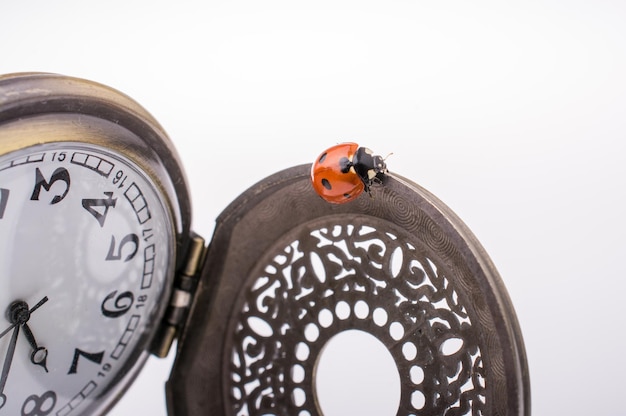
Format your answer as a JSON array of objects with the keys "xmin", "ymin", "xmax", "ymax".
[{"xmin": 311, "ymin": 142, "xmax": 388, "ymax": 204}]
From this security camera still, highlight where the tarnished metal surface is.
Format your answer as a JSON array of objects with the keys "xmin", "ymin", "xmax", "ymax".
[{"xmin": 168, "ymin": 165, "xmax": 530, "ymax": 416}]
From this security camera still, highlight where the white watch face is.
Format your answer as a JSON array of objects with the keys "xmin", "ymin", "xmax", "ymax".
[{"xmin": 0, "ymin": 143, "xmax": 175, "ymax": 415}]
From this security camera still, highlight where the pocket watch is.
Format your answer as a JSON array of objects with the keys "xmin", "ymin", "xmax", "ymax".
[{"xmin": 0, "ymin": 73, "xmax": 529, "ymax": 416}]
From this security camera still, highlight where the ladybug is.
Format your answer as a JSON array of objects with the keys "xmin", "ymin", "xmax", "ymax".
[{"xmin": 311, "ymin": 142, "xmax": 388, "ymax": 204}]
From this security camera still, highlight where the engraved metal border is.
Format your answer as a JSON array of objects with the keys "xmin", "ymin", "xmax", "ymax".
[{"xmin": 168, "ymin": 165, "xmax": 530, "ymax": 416}]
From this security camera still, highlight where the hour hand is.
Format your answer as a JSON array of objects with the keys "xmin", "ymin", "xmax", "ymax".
[{"xmin": 22, "ymin": 324, "xmax": 48, "ymax": 373}]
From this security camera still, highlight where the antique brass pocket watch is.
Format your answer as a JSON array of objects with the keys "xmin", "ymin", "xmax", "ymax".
[{"xmin": 0, "ymin": 73, "xmax": 529, "ymax": 416}]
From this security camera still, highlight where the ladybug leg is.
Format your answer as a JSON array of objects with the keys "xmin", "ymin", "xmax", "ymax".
[
  {"xmin": 364, "ymin": 174, "xmax": 386, "ymax": 199},
  {"xmin": 363, "ymin": 181, "xmax": 374, "ymax": 198}
]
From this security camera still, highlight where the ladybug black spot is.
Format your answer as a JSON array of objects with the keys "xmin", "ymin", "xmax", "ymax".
[
  {"xmin": 339, "ymin": 157, "xmax": 351, "ymax": 174},
  {"xmin": 343, "ymin": 193, "xmax": 350, "ymax": 198},
  {"xmin": 319, "ymin": 152, "xmax": 327, "ymax": 163},
  {"xmin": 321, "ymin": 178, "xmax": 332, "ymax": 190}
]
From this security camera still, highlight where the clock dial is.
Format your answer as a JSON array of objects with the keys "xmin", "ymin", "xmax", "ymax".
[{"xmin": 0, "ymin": 143, "xmax": 175, "ymax": 415}]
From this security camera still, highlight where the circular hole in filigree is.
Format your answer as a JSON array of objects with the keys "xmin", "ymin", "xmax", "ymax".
[
  {"xmin": 232, "ymin": 387, "xmax": 242, "ymax": 401},
  {"xmin": 477, "ymin": 373, "xmax": 486, "ymax": 388},
  {"xmin": 291, "ymin": 364, "xmax": 305, "ymax": 383},
  {"xmin": 232, "ymin": 370, "xmax": 241, "ymax": 383},
  {"xmin": 296, "ymin": 342, "xmax": 310, "ymax": 361},
  {"xmin": 390, "ymin": 246, "xmax": 403, "ymax": 277},
  {"xmin": 335, "ymin": 301, "xmax": 350, "ymax": 320},
  {"xmin": 318, "ymin": 308, "xmax": 333, "ymax": 328},
  {"xmin": 410, "ymin": 365, "xmax": 424, "ymax": 385},
  {"xmin": 305, "ymin": 323, "xmax": 320, "ymax": 342},
  {"xmin": 310, "ymin": 251, "xmax": 326, "ymax": 283},
  {"xmin": 441, "ymin": 337, "xmax": 464, "ymax": 356},
  {"xmin": 247, "ymin": 316, "xmax": 273, "ymax": 338},
  {"xmin": 389, "ymin": 322, "xmax": 404, "ymax": 341},
  {"xmin": 402, "ymin": 342, "xmax": 417, "ymax": 361},
  {"xmin": 373, "ymin": 307, "xmax": 388, "ymax": 326},
  {"xmin": 411, "ymin": 391, "xmax": 426, "ymax": 410},
  {"xmin": 315, "ymin": 330, "xmax": 400, "ymax": 415},
  {"xmin": 292, "ymin": 387, "xmax": 306, "ymax": 407},
  {"xmin": 354, "ymin": 300, "xmax": 369, "ymax": 319}
]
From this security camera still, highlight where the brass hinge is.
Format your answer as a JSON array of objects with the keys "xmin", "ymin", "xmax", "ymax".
[{"xmin": 150, "ymin": 232, "xmax": 206, "ymax": 358}]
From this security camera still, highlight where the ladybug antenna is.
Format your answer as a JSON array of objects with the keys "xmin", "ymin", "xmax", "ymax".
[{"xmin": 378, "ymin": 152, "xmax": 392, "ymax": 173}]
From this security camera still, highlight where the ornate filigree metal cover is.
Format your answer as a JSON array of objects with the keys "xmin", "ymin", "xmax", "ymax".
[{"xmin": 167, "ymin": 164, "xmax": 530, "ymax": 416}]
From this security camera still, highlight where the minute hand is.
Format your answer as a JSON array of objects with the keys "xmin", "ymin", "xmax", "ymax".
[{"xmin": 0, "ymin": 325, "xmax": 20, "ymax": 409}]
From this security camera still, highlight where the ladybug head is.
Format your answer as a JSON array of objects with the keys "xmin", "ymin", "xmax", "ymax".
[
  {"xmin": 371, "ymin": 154, "xmax": 387, "ymax": 175},
  {"xmin": 352, "ymin": 146, "xmax": 388, "ymax": 184}
]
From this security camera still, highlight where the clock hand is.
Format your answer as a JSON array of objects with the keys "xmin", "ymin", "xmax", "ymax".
[
  {"xmin": 22, "ymin": 323, "xmax": 48, "ymax": 373},
  {"xmin": 0, "ymin": 325, "xmax": 20, "ymax": 409},
  {"xmin": 0, "ymin": 321, "xmax": 17, "ymax": 340},
  {"xmin": 14, "ymin": 297, "xmax": 50, "ymax": 372},
  {"xmin": 27, "ymin": 296, "xmax": 49, "ymax": 314}
]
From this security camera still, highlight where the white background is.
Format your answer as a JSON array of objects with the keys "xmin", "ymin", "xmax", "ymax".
[{"xmin": 2, "ymin": 1, "xmax": 626, "ymax": 414}]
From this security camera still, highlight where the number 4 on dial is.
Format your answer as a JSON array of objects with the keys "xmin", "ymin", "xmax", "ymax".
[{"xmin": 82, "ymin": 192, "xmax": 117, "ymax": 227}]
